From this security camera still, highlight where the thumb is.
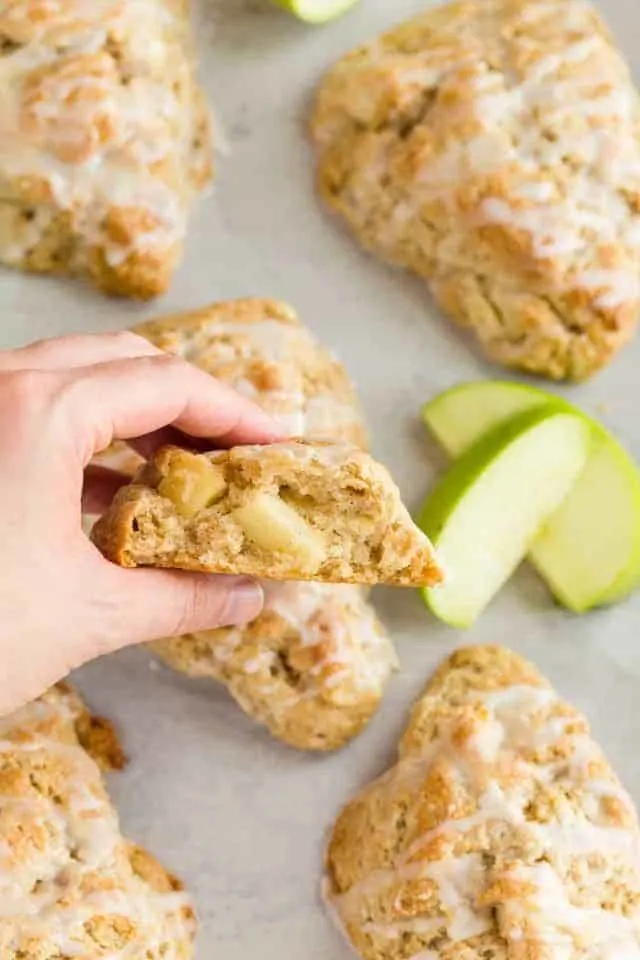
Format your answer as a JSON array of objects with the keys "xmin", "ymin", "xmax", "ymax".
[{"xmin": 101, "ymin": 565, "xmax": 264, "ymax": 645}]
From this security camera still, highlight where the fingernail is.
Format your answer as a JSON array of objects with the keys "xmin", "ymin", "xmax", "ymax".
[{"xmin": 220, "ymin": 578, "xmax": 264, "ymax": 626}]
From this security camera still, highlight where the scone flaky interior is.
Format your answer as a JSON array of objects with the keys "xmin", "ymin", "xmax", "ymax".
[
  {"xmin": 312, "ymin": 0, "xmax": 640, "ymax": 379},
  {"xmin": 325, "ymin": 646, "xmax": 640, "ymax": 960},
  {"xmin": 0, "ymin": 684, "xmax": 195, "ymax": 959},
  {"xmin": 92, "ymin": 441, "xmax": 442, "ymax": 587},
  {"xmin": 152, "ymin": 581, "xmax": 398, "ymax": 751},
  {"xmin": 0, "ymin": 0, "xmax": 211, "ymax": 297}
]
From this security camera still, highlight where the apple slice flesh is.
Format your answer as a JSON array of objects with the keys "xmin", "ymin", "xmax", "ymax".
[
  {"xmin": 418, "ymin": 409, "xmax": 592, "ymax": 627},
  {"xmin": 423, "ymin": 381, "xmax": 640, "ymax": 610},
  {"xmin": 530, "ymin": 440, "xmax": 640, "ymax": 609},
  {"xmin": 271, "ymin": 0, "xmax": 359, "ymax": 23}
]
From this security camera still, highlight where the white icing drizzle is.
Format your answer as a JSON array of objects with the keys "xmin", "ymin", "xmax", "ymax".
[
  {"xmin": 473, "ymin": 14, "xmax": 640, "ymax": 310},
  {"xmin": 191, "ymin": 581, "xmax": 394, "ymax": 703},
  {"xmin": 175, "ymin": 316, "xmax": 363, "ymax": 441},
  {"xmin": 265, "ymin": 581, "xmax": 396, "ymax": 694},
  {"xmin": 0, "ymin": 691, "xmax": 194, "ymax": 957},
  {"xmin": 328, "ymin": 682, "xmax": 640, "ymax": 958},
  {"xmin": 357, "ymin": 0, "xmax": 640, "ymax": 312},
  {"xmin": 0, "ymin": 0, "xmax": 206, "ymax": 267}
]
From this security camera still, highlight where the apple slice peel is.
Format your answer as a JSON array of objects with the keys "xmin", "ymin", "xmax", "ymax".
[
  {"xmin": 423, "ymin": 381, "xmax": 640, "ymax": 612},
  {"xmin": 419, "ymin": 407, "xmax": 592, "ymax": 627},
  {"xmin": 271, "ymin": 0, "xmax": 359, "ymax": 23}
]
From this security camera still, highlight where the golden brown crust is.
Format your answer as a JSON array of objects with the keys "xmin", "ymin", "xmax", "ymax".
[
  {"xmin": 91, "ymin": 440, "xmax": 442, "ymax": 587},
  {"xmin": 0, "ymin": 0, "xmax": 211, "ymax": 298},
  {"xmin": 312, "ymin": 0, "xmax": 640, "ymax": 380},
  {"xmin": 0, "ymin": 684, "xmax": 195, "ymax": 958},
  {"xmin": 127, "ymin": 843, "xmax": 185, "ymax": 895},
  {"xmin": 152, "ymin": 582, "xmax": 398, "ymax": 750},
  {"xmin": 325, "ymin": 645, "xmax": 640, "ymax": 960},
  {"xmin": 74, "ymin": 710, "xmax": 128, "ymax": 772}
]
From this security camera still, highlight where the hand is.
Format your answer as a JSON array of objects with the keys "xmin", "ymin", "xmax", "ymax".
[{"xmin": 0, "ymin": 330, "xmax": 283, "ymax": 715}]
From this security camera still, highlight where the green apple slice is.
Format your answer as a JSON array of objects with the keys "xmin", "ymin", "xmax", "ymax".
[
  {"xmin": 423, "ymin": 381, "xmax": 640, "ymax": 611},
  {"xmin": 271, "ymin": 0, "xmax": 359, "ymax": 23},
  {"xmin": 418, "ymin": 408, "xmax": 592, "ymax": 627},
  {"xmin": 530, "ymin": 439, "xmax": 640, "ymax": 609},
  {"xmin": 423, "ymin": 381, "xmax": 550, "ymax": 458}
]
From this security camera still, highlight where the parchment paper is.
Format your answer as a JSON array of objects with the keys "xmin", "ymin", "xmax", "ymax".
[{"xmin": 2, "ymin": 1, "xmax": 640, "ymax": 956}]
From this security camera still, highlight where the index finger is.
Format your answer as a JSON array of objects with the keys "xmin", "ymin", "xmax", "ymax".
[{"xmin": 57, "ymin": 354, "xmax": 286, "ymax": 463}]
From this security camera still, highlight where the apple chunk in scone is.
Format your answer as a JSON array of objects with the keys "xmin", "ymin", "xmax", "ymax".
[{"xmin": 92, "ymin": 441, "xmax": 442, "ymax": 587}]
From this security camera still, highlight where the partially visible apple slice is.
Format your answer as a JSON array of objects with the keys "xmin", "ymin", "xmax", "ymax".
[
  {"xmin": 271, "ymin": 0, "xmax": 359, "ymax": 23},
  {"xmin": 418, "ymin": 408, "xmax": 592, "ymax": 627},
  {"xmin": 423, "ymin": 381, "xmax": 550, "ymax": 458},
  {"xmin": 423, "ymin": 381, "xmax": 640, "ymax": 611}
]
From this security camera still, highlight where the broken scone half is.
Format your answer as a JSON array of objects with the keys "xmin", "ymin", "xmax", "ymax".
[
  {"xmin": 152, "ymin": 582, "xmax": 398, "ymax": 751},
  {"xmin": 312, "ymin": 0, "xmax": 640, "ymax": 379},
  {"xmin": 92, "ymin": 441, "xmax": 442, "ymax": 586},
  {"xmin": 325, "ymin": 645, "xmax": 640, "ymax": 959},
  {"xmin": 0, "ymin": 684, "xmax": 195, "ymax": 958},
  {"xmin": 0, "ymin": 0, "xmax": 211, "ymax": 297}
]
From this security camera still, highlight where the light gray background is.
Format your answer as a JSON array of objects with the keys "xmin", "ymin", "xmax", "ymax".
[{"xmin": 2, "ymin": 1, "xmax": 640, "ymax": 956}]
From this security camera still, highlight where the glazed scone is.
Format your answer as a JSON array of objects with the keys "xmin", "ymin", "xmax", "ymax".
[
  {"xmin": 325, "ymin": 645, "xmax": 640, "ymax": 959},
  {"xmin": 85, "ymin": 303, "xmax": 395, "ymax": 750},
  {"xmin": 312, "ymin": 0, "xmax": 640, "ymax": 380},
  {"xmin": 134, "ymin": 298, "xmax": 368, "ymax": 446},
  {"xmin": 152, "ymin": 582, "xmax": 398, "ymax": 751},
  {"xmin": 0, "ymin": 684, "xmax": 195, "ymax": 958},
  {"xmin": 91, "ymin": 441, "xmax": 442, "ymax": 586},
  {"xmin": 0, "ymin": 0, "xmax": 211, "ymax": 298}
]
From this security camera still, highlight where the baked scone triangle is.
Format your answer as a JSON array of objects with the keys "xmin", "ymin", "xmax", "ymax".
[
  {"xmin": 88, "ymin": 300, "xmax": 397, "ymax": 750},
  {"xmin": 312, "ymin": 0, "xmax": 640, "ymax": 380},
  {"xmin": 0, "ymin": 684, "xmax": 195, "ymax": 958},
  {"xmin": 92, "ymin": 441, "xmax": 442, "ymax": 587},
  {"xmin": 0, "ymin": 0, "xmax": 211, "ymax": 297},
  {"xmin": 325, "ymin": 645, "xmax": 640, "ymax": 959}
]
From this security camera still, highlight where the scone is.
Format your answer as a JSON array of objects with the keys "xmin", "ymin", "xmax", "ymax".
[
  {"xmin": 87, "ymin": 301, "xmax": 396, "ymax": 750},
  {"xmin": 152, "ymin": 581, "xmax": 398, "ymax": 750},
  {"xmin": 0, "ymin": 684, "xmax": 195, "ymax": 958},
  {"xmin": 325, "ymin": 645, "xmax": 640, "ymax": 959},
  {"xmin": 133, "ymin": 297, "xmax": 368, "ymax": 446},
  {"xmin": 0, "ymin": 0, "xmax": 211, "ymax": 298},
  {"xmin": 91, "ymin": 441, "xmax": 442, "ymax": 586},
  {"xmin": 312, "ymin": 0, "xmax": 640, "ymax": 380}
]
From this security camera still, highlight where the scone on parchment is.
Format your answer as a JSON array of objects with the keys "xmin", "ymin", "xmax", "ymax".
[
  {"xmin": 0, "ymin": 0, "xmax": 211, "ymax": 298},
  {"xmin": 0, "ymin": 684, "xmax": 195, "ymax": 958},
  {"xmin": 92, "ymin": 441, "xmax": 442, "ymax": 587},
  {"xmin": 134, "ymin": 297, "xmax": 368, "ymax": 447},
  {"xmin": 312, "ymin": 0, "xmax": 640, "ymax": 380},
  {"xmin": 88, "ymin": 300, "xmax": 397, "ymax": 751},
  {"xmin": 325, "ymin": 646, "xmax": 640, "ymax": 959},
  {"xmin": 152, "ymin": 582, "xmax": 397, "ymax": 751}
]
